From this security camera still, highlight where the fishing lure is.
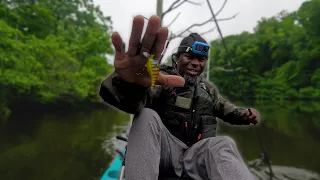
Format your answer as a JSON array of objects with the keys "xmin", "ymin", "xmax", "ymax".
[
  {"xmin": 143, "ymin": 52, "xmax": 160, "ymax": 87},
  {"xmin": 143, "ymin": 41, "xmax": 170, "ymax": 87}
]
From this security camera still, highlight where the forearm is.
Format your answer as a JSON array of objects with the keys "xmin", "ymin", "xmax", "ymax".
[
  {"xmin": 219, "ymin": 106, "xmax": 248, "ymax": 125},
  {"xmin": 99, "ymin": 71, "xmax": 148, "ymax": 114},
  {"xmin": 214, "ymin": 95, "xmax": 249, "ymax": 125}
]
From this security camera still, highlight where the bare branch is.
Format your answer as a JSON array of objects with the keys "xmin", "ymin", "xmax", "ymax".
[
  {"xmin": 166, "ymin": 12, "xmax": 181, "ymax": 28},
  {"xmin": 199, "ymin": 27, "xmax": 216, "ymax": 36},
  {"xmin": 162, "ymin": 0, "xmax": 202, "ymax": 19},
  {"xmin": 215, "ymin": 0, "xmax": 228, "ymax": 17},
  {"xmin": 185, "ymin": 0, "xmax": 203, "ymax": 6},
  {"xmin": 216, "ymin": 13, "xmax": 238, "ymax": 21},
  {"xmin": 168, "ymin": 30, "xmax": 185, "ymax": 41},
  {"xmin": 168, "ymin": 13, "xmax": 238, "ymax": 41},
  {"xmin": 162, "ymin": 0, "xmax": 181, "ymax": 18},
  {"xmin": 163, "ymin": 1, "xmax": 186, "ymax": 17},
  {"xmin": 142, "ymin": 16, "xmax": 149, "ymax": 20},
  {"xmin": 175, "ymin": 19, "xmax": 212, "ymax": 37},
  {"xmin": 169, "ymin": 28, "xmax": 215, "ymax": 41}
]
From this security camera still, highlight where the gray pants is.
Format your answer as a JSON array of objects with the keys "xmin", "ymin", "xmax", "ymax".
[{"xmin": 124, "ymin": 108, "xmax": 254, "ymax": 180}]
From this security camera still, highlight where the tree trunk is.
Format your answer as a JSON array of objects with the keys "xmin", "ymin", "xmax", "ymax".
[{"xmin": 156, "ymin": 0, "xmax": 163, "ymax": 26}]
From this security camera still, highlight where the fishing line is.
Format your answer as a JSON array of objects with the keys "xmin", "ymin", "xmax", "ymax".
[{"xmin": 204, "ymin": 0, "xmax": 274, "ymax": 179}]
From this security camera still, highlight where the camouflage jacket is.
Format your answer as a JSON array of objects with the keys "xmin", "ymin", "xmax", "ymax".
[{"xmin": 99, "ymin": 65, "xmax": 250, "ymax": 125}]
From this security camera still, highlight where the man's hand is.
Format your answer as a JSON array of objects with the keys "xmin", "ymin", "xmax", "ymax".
[
  {"xmin": 111, "ymin": 15, "xmax": 185, "ymax": 87},
  {"xmin": 240, "ymin": 108, "xmax": 260, "ymax": 124}
]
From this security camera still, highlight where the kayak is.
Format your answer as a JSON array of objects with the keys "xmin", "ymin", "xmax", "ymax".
[{"xmin": 100, "ymin": 147, "xmax": 126, "ymax": 180}]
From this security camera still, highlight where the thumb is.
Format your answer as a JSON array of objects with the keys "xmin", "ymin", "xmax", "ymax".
[{"xmin": 156, "ymin": 73, "xmax": 185, "ymax": 87}]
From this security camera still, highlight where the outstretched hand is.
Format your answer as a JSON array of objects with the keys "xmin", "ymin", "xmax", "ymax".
[{"xmin": 111, "ymin": 15, "xmax": 185, "ymax": 87}]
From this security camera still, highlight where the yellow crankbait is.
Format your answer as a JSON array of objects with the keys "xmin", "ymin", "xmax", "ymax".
[
  {"xmin": 143, "ymin": 52, "xmax": 160, "ymax": 87},
  {"xmin": 142, "ymin": 40, "xmax": 170, "ymax": 87}
]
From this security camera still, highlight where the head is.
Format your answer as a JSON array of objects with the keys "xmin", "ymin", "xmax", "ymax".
[{"xmin": 173, "ymin": 33, "xmax": 209, "ymax": 78}]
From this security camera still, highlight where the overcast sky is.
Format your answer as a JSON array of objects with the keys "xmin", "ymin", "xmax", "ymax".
[{"xmin": 93, "ymin": 0, "xmax": 305, "ymax": 63}]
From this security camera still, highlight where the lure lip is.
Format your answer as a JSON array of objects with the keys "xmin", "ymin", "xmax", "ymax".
[
  {"xmin": 143, "ymin": 52, "xmax": 159, "ymax": 66},
  {"xmin": 143, "ymin": 52, "xmax": 151, "ymax": 58}
]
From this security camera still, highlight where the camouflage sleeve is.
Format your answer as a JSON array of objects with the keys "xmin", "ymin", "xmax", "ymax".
[
  {"xmin": 203, "ymin": 79, "xmax": 249, "ymax": 125},
  {"xmin": 99, "ymin": 71, "xmax": 163, "ymax": 114}
]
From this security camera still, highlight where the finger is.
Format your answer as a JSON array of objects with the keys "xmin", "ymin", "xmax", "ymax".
[
  {"xmin": 249, "ymin": 114, "xmax": 256, "ymax": 120},
  {"xmin": 242, "ymin": 110, "xmax": 250, "ymax": 120},
  {"xmin": 112, "ymin": 32, "xmax": 126, "ymax": 60},
  {"xmin": 241, "ymin": 109, "xmax": 248, "ymax": 116},
  {"xmin": 156, "ymin": 73, "xmax": 185, "ymax": 87},
  {"xmin": 140, "ymin": 15, "xmax": 161, "ymax": 57},
  {"xmin": 127, "ymin": 15, "xmax": 145, "ymax": 57},
  {"xmin": 151, "ymin": 27, "xmax": 168, "ymax": 61},
  {"xmin": 134, "ymin": 75, "xmax": 151, "ymax": 87}
]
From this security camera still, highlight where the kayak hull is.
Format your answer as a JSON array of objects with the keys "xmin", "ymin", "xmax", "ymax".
[{"xmin": 100, "ymin": 148, "xmax": 125, "ymax": 180}]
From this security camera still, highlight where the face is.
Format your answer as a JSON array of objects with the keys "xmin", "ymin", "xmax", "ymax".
[{"xmin": 176, "ymin": 53, "xmax": 207, "ymax": 78}]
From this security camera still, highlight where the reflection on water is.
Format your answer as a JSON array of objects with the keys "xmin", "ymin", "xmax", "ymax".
[
  {"xmin": 0, "ymin": 106, "xmax": 130, "ymax": 180},
  {"xmin": 0, "ymin": 101, "xmax": 319, "ymax": 180},
  {"xmin": 218, "ymin": 100, "xmax": 320, "ymax": 180}
]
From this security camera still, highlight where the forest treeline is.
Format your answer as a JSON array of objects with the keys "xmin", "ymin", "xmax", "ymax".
[
  {"xmin": 209, "ymin": 0, "xmax": 320, "ymax": 101},
  {"xmin": 1, "ymin": 0, "xmax": 319, "ymax": 123},
  {"xmin": 0, "ymin": 0, "xmax": 114, "ymax": 122}
]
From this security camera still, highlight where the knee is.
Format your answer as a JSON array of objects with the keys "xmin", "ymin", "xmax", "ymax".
[
  {"xmin": 206, "ymin": 136, "xmax": 236, "ymax": 152},
  {"xmin": 218, "ymin": 136, "xmax": 236, "ymax": 146},
  {"xmin": 133, "ymin": 108, "xmax": 162, "ymax": 126},
  {"xmin": 136, "ymin": 108, "xmax": 161, "ymax": 120}
]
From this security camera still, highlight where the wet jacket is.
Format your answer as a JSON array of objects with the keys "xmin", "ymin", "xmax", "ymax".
[{"xmin": 99, "ymin": 65, "xmax": 250, "ymax": 146}]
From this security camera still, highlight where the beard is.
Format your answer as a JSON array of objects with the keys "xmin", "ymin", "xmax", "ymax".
[{"xmin": 184, "ymin": 74, "xmax": 197, "ymax": 87}]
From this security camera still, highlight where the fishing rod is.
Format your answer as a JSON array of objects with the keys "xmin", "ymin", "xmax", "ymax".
[{"xmin": 204, "ymin": 0, "xmax": 274, "ymax": 179}]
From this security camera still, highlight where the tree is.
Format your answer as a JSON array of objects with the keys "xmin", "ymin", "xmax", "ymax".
[
  {"xmin": 155, "ymin": 0, "xmax": 238, "ymax": 41},
  {"xmin": 148, "ymin": 0, "xmax": 237, "ymax": 69},
  {"xmin": 0, "ymin": 0, "xmax": 114, "ymax": 123},
  {"xmin": 208, "ymin": 0, "xmax": 320, "ymax": 100}
]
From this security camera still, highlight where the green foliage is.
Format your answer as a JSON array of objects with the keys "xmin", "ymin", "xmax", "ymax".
[
  {"xmin": 209, "ymin": 0, "xmax": 320, "ymax": 100},
  {"xmin": 0, "ymin": 0, "xmax": 114, "ymax": 122}
]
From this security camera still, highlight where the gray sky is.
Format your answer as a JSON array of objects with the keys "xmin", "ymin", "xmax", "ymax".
[{"xmin": 93, "ymin": 0, "xmax": 305, "ymax": 63}]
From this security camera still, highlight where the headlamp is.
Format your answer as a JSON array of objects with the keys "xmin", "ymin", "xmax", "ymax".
[{"xmin": 177, "ymin": 41, "xmax": 210, "ymax": 57}]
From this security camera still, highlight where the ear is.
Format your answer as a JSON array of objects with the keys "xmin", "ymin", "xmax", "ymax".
[
  {"xmin": 172, "ymin": 54, "xmax": 177, "ymax": 62},
  {"xmin": 174, "ymin": 54, "xmax": 181, "ymax": 63},
  {"xmin": 172, "ymin": 53, "xmax": 179, "ymax": 64}
]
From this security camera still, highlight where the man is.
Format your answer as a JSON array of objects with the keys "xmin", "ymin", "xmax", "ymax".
[{"xmin": 99, "ymin": 15, "xmax": 260, "ymax": 180}]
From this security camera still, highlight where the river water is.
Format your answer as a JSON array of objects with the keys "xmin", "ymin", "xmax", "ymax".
[{"xmin": 1, "ymin": 101, "xmax": 320, "ymax": 180}]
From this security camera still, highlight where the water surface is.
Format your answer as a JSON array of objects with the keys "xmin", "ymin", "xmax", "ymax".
[{"xmin": 0, "ymin": 101, "xmax": 319, "ymax": 180}]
